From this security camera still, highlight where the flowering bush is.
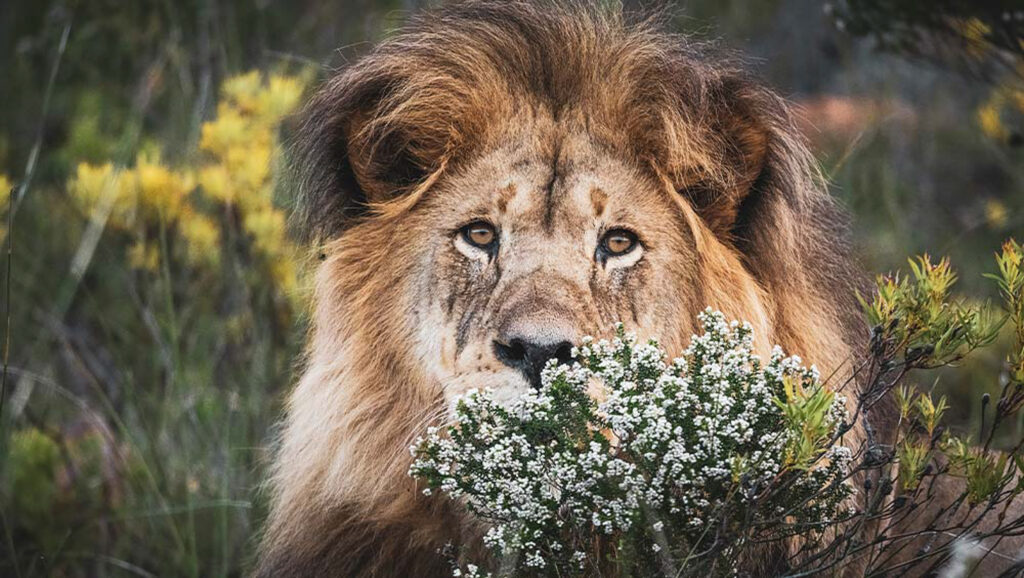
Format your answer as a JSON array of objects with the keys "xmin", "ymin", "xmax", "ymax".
[
  {"xmin": 411, "ymin": 310, "xmax": 853, "ymax": 577},
  {"xmin": 412, "ymin": 241, "xmax": 1024, "ymax": 577},
  {"xmin": 67, "ymin": 70, "xmax": 306, "ymax": 298}
]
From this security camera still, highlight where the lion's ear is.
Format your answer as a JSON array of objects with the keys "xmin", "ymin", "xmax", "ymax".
[
  {"xmin": 675, "ymin": 82, "xmax": 773, "ymax": 239},
  {"xmin": 290, "ymin": 74, "xmax": 451, "ymax": 242},
  {"xmin": 344, "ymin": 103, "xmax": 454, "ymax": 207}
]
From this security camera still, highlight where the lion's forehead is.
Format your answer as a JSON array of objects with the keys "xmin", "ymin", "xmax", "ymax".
[{"xmin": 435, "ymin": 133, "xmax": 667, "ymax": 228}]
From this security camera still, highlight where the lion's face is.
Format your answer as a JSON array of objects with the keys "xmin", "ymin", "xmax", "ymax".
[{"xmin": 396, "ymin": 125, "xmax": 703, "ymax": 410}]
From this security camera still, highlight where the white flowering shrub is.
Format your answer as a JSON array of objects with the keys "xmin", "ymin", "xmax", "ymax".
[{"xmin": 410, "ymin": 309, "xmax": 853, "ymax": 577}]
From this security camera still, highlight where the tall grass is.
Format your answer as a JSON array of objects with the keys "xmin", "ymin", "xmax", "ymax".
[{"xmin": 0, "ymin": 70, "xmax": 309, "ymax": 578}]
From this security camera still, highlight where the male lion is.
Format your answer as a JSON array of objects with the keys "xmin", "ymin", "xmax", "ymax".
[{"xmin": 257, "ymin": 2, "xmax": 874, "ymax": 576}]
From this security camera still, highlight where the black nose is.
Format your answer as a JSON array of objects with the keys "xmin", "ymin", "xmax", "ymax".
[{"xmin": 493, "ymin": 338, "xmax": 575, "ymax": 390}]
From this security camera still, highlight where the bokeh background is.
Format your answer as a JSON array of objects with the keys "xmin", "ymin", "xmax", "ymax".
[{"xmin": 0, "ymin": 1, "xmax": 1021, "ymax": 576}]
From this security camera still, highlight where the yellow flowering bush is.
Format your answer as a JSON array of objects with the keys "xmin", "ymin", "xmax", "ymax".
[
  {"xmin": 0, "ymin": 69, "xmax": 313, "ymax": 578},
  {"xmin": 68, "ymin": 70, "xmax": 306, "ymax": 296}
]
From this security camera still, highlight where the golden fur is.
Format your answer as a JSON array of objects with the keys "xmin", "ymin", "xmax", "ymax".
[{"xmin": 256, "ymin": 2, "xmax": 876, "ymax": 576}]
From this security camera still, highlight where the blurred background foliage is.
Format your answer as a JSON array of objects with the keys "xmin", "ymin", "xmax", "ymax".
[{"xmin": 0, "ymin": 0, "xmax": 1021, "ymax": 576}]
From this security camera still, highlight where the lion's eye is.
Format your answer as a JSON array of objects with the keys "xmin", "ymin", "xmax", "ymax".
[
  {"xmin": 600, "ymin": 229, "xmax": 638, "ymax": 257},
  {"xmin": 461, "ymin": 221, "xmax": 498, "ymax": 250}
]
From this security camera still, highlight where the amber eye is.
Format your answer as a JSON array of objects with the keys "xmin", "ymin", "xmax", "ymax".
[
  {"xmin": 600, "ymin": 228, "xmax": 638, "ymax": 256},
  {"xmin": 461, "ymin": 221, "xmax": 498, "ymax": 250}
]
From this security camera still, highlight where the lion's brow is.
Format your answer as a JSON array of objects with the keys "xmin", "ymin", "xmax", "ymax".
[
  {"xmin": 590, "ymin": 186, "xmax": 608, "ymax": 217},
  {"xmin": 496, "ymin": 183, "xmax": 517, "ymax": 214}
]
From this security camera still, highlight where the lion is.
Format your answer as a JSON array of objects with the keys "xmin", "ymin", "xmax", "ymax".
[{"xmin": 255, "ymin": 1, "xmax": 878, "ymax": 576}]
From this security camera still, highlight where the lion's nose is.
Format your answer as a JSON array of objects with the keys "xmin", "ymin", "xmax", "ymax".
[{"xmin": 493, "ymin": 337, "xmax": 575, "ymax": 390}]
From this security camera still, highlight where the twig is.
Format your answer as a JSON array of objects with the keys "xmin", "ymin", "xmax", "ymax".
[
  {"xmin": 0, "ymin": 185, "xmax": 13, "ymax": 423},
  {"xmin": 10, "ymin": 18, "xmax": 72, "ymax": 216}
]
